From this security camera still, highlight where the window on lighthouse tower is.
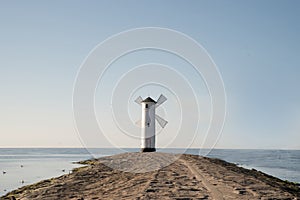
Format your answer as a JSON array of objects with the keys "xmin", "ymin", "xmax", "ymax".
[{"xmin": 145, "ymin": 104, "xmax": 148, "ymax": 108}]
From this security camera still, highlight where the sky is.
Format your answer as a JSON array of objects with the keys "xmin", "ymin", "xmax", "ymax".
[{"xmin": 0, "ymin": 0, "xmax": 299, "ymax": 149}]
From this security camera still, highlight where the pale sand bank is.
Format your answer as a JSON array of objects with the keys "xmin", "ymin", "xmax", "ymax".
[{"xmin": 1, "ymin": 152, "xmax": 299, "ymax": 199}]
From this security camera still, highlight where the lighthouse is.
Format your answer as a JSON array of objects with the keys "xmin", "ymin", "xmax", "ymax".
[{"xmin": 135, "ymin": 95, "xmax": 168, "ymax": 152}]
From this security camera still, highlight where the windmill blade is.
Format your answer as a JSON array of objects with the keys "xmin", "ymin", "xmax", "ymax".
[
  {"xmin": 155, "ymin": 114, "xmax": 168, "ymax": 128},
  {"xmin": 155, "ymin": 94, "xmax": 167, "ymax": 107},
  {"xmin": 135, "ymin": 96, "xmax": 143, "ymax": 105}
]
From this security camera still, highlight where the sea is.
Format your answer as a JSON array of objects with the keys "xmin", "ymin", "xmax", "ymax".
[{"xmin": 0, "ymin": 148, "xmax": 299, "ymax": 196}]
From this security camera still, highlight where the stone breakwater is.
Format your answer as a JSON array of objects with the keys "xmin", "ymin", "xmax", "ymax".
[{"xmin": 1, "ymin": 152, "xmax": 299, "ymax": 200}]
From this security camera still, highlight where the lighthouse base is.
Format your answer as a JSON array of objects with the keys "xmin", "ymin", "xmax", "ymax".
[{"xmin": 141, "ymin": 148, "xmax": 156, "ymax": 152}]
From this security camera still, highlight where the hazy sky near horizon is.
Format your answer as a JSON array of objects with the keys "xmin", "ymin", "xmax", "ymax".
[{"xmin": 0, "ymin": 1, "xmax": 299, "ymax": 149}]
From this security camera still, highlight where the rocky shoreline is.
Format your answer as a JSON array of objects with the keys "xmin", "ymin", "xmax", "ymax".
[{"xmin": 1, "ymin": 152, "xmax": 299, "ymax": 199}]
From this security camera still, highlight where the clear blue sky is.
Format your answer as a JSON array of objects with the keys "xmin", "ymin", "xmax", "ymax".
[{"xmin": 0, "ymin": 0, "xmax": 299, "ymax": 149}]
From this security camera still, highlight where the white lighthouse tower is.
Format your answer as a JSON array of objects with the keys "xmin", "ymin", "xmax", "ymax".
[{"xmin": 135, "ymin": 95, "xmax": 168, "ymax": 152}]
